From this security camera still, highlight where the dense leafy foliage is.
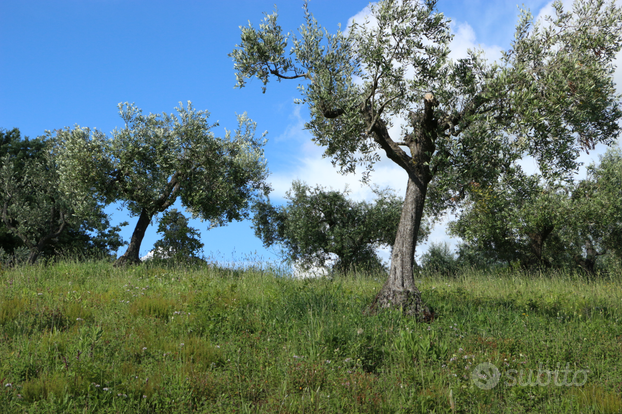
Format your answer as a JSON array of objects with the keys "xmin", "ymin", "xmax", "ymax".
[
  {"xmin": 0, "ymin": 128, "xmax": 124, "ymax": 264},
  {"xmin": 419, "ymin": 242, "xmax": 459, "ymax": 276},
  {"xmin": 449, "ymin": 146, "xmax": 622, "ymax": 273},
  {"xmin": 561, "ymin": 147, "xmax": 622, "ymax": 272},
  {"xmin": 55, "ymin": 102, "xmax": 270, "ymax": 266},
  {"xmin": 253, "ymin": 181, "xmax": 428, "ymax": 272},
  {"xmin": 152, "ymin": 209, "xmax": 204, "ymax": 263}
]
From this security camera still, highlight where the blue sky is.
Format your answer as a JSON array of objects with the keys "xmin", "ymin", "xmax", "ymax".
[{"xmin": 1, "ymin": 0, "xmax": 619, "ymax": 265}]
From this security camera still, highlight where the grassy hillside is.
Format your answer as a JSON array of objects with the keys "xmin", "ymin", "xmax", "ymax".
[{"xmin": 0, "ymin": 261, "xmax": 621, "ymax": 413}]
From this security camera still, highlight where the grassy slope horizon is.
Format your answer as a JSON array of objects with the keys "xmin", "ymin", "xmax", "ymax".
[{"xmin": 0, "ymin": 260, "xmax": 621, "ymax": 413}]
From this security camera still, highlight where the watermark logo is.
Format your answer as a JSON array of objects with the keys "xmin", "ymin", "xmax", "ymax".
[
  {"xmin": 472, "ymin": 362, "xmax": 589, "ymax": 389},
  {"xmin": 471, "ymin": 362, "xmax": 501, "ymax": 390}
]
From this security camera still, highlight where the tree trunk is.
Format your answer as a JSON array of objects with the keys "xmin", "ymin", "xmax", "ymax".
[
  {"xmin": 369, "ymin": 176, "xmax": 433, "ymax": 321},
  {"xmin": 574, "ymin": 239, "xmax": 601, "ymax": 274},
  {"xmin": 114, "ymin": 208, "xmax": 152, "ymax": 267},
  {"xmin": 27, "ymin": 249, "xmax": 40, "ymax": 265}
]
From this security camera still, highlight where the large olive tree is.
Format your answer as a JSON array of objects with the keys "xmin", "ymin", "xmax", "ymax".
[
  {"xmin": 231, "ymin": 0, "xmax": 622, "ymax": 318},
  {"xmin": 56, "ymin": 102, "xmax": 270, "ymax": 266}
]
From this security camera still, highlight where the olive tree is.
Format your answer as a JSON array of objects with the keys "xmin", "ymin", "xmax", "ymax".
[
  {"xmin": 562, "ymin": 147, "xmax": 622, "ymax": 272},
  {"xmin": 231, "ymin": 0, "xmax": 622, "ymax": 317},
  {"xmin": 1, "ymin": 128, "xmax": 125, "ymax": 263},
  {"xmin": 451, "ymin": 148, "xmax": 622, "ymax": 274},
  {"xmin": 56, "ymin": 102, "xmax": 270, "ymax": 266},
  {"xmin": 448, "ymin": 173, "xmax": 570, "ymax": 269},
  {"xmin": 252, "ymin": 180, "xmax": 428, "ymax": 273},
  {"xmin": 0, "ymin": 147, "xmax": 113, "ymax": 264}
]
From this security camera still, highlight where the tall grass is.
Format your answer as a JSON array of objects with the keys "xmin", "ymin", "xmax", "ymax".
[{"xmin": 0, "ymin": 261, "xmax": 620, "ymax": 413}]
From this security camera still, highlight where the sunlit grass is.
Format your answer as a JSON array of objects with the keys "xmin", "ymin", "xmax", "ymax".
[{"xmin": 0, "ymin": 260, "xmax": 620, "ymax": 412}]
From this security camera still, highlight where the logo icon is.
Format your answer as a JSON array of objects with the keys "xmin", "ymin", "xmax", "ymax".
[{"xmin": 472, "ymin": 362, "xmax": 501, "ymax": 390}]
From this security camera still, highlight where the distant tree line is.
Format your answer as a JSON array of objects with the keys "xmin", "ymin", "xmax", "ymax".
[{"xmin": 420, "ymin": 147, "xmax": 622, "ymax": 275}]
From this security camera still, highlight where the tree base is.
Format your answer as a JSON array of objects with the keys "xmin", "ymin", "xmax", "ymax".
[
  {"xmin": 368, "ymin": 286, "xmax": 435, "ymax": 322},
  {"xmin": 113, "ymin": 254, "xmax": 142, "ymax": 268}
]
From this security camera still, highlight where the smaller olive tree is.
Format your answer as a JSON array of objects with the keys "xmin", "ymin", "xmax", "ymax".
[
  {"xmin": 561, "ymin": 147, "xmax": 622, "ymax": 272},
  {"xmin": 56, "ymin": 102, "xmax": 270, "ymax": 267},
  {"xmin": 419, "ymin": 242, "xmax": 459, "ymax": 276},
  {"xmin": 152, "ymin": 209, "xmax": 204, "ymax": 263},
  {"xmin": 253, "ymin": 181, "xmax": 429, "ymax": 273},
  {"xmin": 448, "ymin": 172, "xmax": 569, "ymax": 269},
  {"xmin": 450, "ymin": 147, "xmax": 622, "ymax": 274}
]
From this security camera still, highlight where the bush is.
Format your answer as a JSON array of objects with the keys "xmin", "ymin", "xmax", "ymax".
[{"xmin": 420, "ymin": 242, "xmax": 458, "ymax": 276}]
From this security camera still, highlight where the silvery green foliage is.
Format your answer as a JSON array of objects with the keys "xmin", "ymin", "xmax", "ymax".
[
  {"xmin": 0, "ymin": 149, "xmax": 104, "ymax": 264},
  {"xmin": 55, "ymin": 102, "xmax": 270, "ymax": 228},
  {"xmin": 448, "ymin": 172, "xmax": 571, "ymax": 269},
  {"xmin": 232, "ymin": 0, "xmax": 622, "ymax": 200},
  {"xmin": 449, "ymin": 146, "xmax": 622, "ymax": 273},
  {"xmin": 561, "ymin": 146, "xmax": 622, "ymax": 271}
]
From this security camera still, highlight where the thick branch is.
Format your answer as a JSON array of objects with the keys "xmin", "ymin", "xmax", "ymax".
[
  {"xmin": 270, "ymin": 68, "xmax": 309, "ymax": 80},
  {"xmin": 36, "ymin": 209, "xmax": 67, "ymax": 250},
  {"xmin": 156, "ymin": 171, "xmax": 181, "ymax": 210},
  {"xmin": 366, "ymin": 108, "xmax": 419, "ymax": 181},
  {"xmin": 437, "ymin": 91, "xmax": 491, "ymax": 133},
  {"xmin": 319, "ymin": 104, "xmax": 345, "ymax": 119}
]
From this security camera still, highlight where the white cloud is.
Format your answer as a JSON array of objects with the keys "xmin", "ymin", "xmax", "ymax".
[
  {"xmin": 346, "ymin": 3, "xmax": 374, "ymax": 31},
  {"xmin": 448, "ymin": 20, "xmax": 504, "ymax": 63},
  {"xmin": 273, "ymin": 104, "xmax": 308, "ymax": 143},
  {"xmin": 269, "ymin": 137, "xmax": 408, "ymax": 202}
]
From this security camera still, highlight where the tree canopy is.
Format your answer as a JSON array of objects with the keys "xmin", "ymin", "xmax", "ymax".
[
  {"xmin": 450, "ymin": 146, "xmax": 622, "ymax": 274},
  {"xmin": 0, "ymin": 128, "xmax": 124, "ymax": 264},
  {"xmin": 231, "ymin": 0, "xmax": 622, "ymax": 317},
  {"xmin": 55, "ymin": 102, "xmax": 270, "ymax": 266},
  {"xmin": 448, "ymin": 172, "xmax": 569, "ymax": 269}
]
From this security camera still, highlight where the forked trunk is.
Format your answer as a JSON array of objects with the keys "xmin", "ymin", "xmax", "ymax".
[
  {"xmin": 114, "ymin": 209, "xmax": 152, "ymax": 267},
  {"xmin": 370, "ymin": 176, "xmax": 433, "ymax": 321}
]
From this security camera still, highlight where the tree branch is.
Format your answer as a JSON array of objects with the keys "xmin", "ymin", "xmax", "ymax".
[
  {"xmin": 157, "ymin": 171, "xmax": 181, "ymax": 211},
  {"xmin": 36, "ymin": 208, "xmax": 67, "ymax": 250}
]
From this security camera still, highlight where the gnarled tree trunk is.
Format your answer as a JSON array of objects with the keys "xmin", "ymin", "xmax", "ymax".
[
  {"xmin": 365, "ymin": 94, "xmax": 439, "ymax": 321},
  {"xmin": 370, "ymin": 176, "xmax": 433, "ymax": 320}
]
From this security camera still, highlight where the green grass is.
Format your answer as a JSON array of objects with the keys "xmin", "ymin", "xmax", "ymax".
[{"xmin": 0, "ymin": 261, "xmax": 620, "ymax": 413}]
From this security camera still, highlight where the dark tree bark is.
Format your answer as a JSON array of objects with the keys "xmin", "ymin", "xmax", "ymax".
[
  {"xmin": 527, "ymin": 224, "xmax": 555, "ymax": 268},
  {"xmin": 113, "ymin": 173, "xmax": 180, "ymax": 267},
  {"xmin": 573, "ymin": 239, "xmax": 604, "ymax": 274},
  {"xmin": 114, "ymin": 208, "xmax": 152, "ymax": 267}
]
